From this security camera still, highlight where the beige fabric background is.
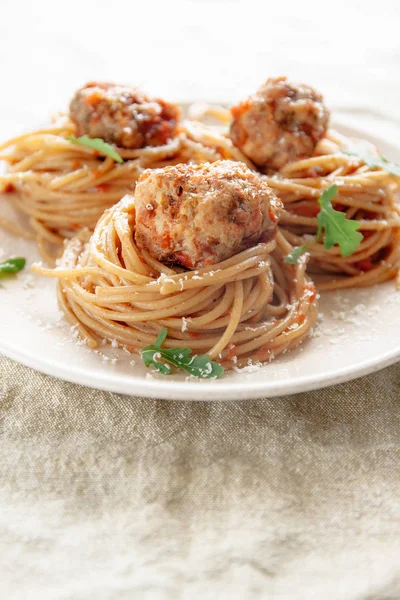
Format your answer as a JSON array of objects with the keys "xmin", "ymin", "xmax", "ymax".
[
  {"xmin": 1, "ymin": 0, "xmax": 400, "ymax": 597},
  {"xmin": 1, "ymin": 355, "xmax": 400, "ymax": 599}
]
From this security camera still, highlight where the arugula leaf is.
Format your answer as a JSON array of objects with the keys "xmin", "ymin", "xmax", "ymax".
[
  {"xmin": 343, "ymin": 144, "xmax": 400, "ymax": 177},
  {"xmin": 141, "ymin": 348, "xmax": 172, "ymax": 375},
  {"xmin": 316, "ymin": 184, "xmax": 363, "ymax": 257},
  {"xmin": 67, "ymin": 135, "xmax": 123, "ymax": 163},
  {"xmin": 0, "ymin": 257, "xmax": 26, "ymax": 277},
  {"xmin": 154, "ymin": 327, "xmax": 168, "ymax": 348},
  {"xmin": 284, "ymin": 245, "xmax": 308, "ymax": 264},
  {"xmin": 141, "ymin": 327, "xmax": 224, "ymax": 379}
]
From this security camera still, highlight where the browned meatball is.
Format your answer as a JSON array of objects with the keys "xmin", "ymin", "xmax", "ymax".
[
  {"xmin": 229, "ymin": 77, "xmax": 329, "ymax": 170},
  {"xmin": 134, "ymin": 160, "xmax": 282, "ymax": 270},
  {"xmin": 69, "ymin": 82, "xmax": 180, "ymax": 149}
]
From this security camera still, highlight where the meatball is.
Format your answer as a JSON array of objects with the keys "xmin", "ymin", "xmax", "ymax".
[
  {"xmin": 229, "ymin": 77, "xmax": 329, "ymax": 170},
  {"xmin": 69, "ymin": 82, "xmax": 180, "ymax": 149},
  {"xmin": 134, "ymin": 160, "xmax": 282, "ymax": 270}
]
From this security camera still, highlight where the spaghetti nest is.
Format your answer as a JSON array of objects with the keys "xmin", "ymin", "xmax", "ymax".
[
  {"xmin": 0, "ymin": 113, "xmax": 247, "ymax": 264},
  {"xmin": 262, "ymin": 131, "xmax": 400, "ymax": 290},
  {"xmin": 33, "ymin": 195, "xmax": 318, "ymax": 370}
]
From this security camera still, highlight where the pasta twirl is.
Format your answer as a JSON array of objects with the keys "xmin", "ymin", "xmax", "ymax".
[
  {"xmin": 33, "ymin": 195, "xmax": 318, "ymax": 370},
  {"xmin": 0, "ymin": 114, "xmax": 245, "ymax": 264},
  {"xmin": 265, "ymin": 130, "xmax": 400, "ymax": 290}
]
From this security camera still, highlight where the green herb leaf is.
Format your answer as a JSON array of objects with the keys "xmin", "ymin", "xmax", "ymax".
[
  {"xmin": 154, "ymin": 327, "xmax": 168, "ymax": 348},
  {"xmin": 284, "ymin": 245, "xmax": 308, "ymax": 264},
  {"xmin": 0, "ymin": 257, "xmax": 26, "ymax": 277},
  {"xmin": 141, "ymin": 328, "xmax": 224, "ymax": 379},
  {"xmin": 141, "ymin": 348, "xmax": 172, "ymax": 375},
  {"xmin": 316, "ymin": 184, "xmax": 363, "ymax": 257},
  {"xmin": 67, "ymin": 135, "xmax": 123, "ymax": 163},
  {"xmin": 343, "ymin": 144, "xmax": 400, "ymax": 177},
  {"xmin": 159, "ymin": 348, "xmax": 225, "ymax": 379}
]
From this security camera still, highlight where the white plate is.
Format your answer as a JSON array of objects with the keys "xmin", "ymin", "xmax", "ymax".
[{"xmin": 1, "ymin": 120, "xmax": 400, "ymax": 400}]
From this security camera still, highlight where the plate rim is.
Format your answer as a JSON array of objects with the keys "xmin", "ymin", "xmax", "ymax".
[{"xmin": 1, "ymin": 335, "xmax": 399, "ymax": 400}]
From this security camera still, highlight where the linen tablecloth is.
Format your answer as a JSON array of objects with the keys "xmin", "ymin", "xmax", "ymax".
[
  {"xmin": 1, "ymin": 1, "xmax": 400, "ymax": 597},
  {"xmin": 1, "ymin": 355, "xmax": 400, "ymax": 599}
]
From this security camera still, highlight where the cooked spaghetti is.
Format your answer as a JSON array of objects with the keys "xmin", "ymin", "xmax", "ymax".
[
  {"xmin": 0, "ymin": 117, "xmax": 250, "ymax": 265},
  {"xmin": 0, "ymin": 117, "xmax": 179, "ymax": 263},
  {"xmin": 264, "ymin": 130, "xmax": 400, "ymax": 290},
  {"xmin": 33, "ymin": 190, "xmax": 318, "ymax": 371}
]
